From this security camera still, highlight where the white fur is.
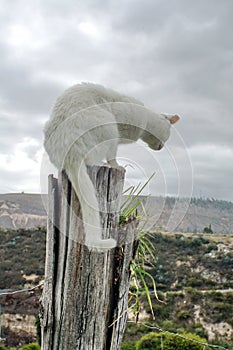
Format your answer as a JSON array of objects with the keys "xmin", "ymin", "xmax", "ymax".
[{"xmin": 44, "ymin": 83, "xmax": 174, "ymax": 250}]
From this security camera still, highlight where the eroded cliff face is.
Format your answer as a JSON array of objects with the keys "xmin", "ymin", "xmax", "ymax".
[
  {"xmin": 2, "ymin": 313, "xmax": 37, "ymax": 336},
  {"xmin": 0, "ymin": 289, "xmax": 40, "ymax": 348},
  {"xmin": 194, "ymin": 304, "xmax": 232, "ymax": 341},
  {"xmin": 0, "ymin": 198, "xmax": 47, "ymax": 229}
]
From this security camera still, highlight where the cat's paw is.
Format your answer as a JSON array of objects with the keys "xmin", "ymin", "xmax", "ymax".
[{"xmin": 107, "ymin": 159, "xmax": 122, "ymax": 168}]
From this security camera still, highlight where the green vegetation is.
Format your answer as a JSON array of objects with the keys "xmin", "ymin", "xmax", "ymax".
[
  {"xmin": 0, "ymin": 227, "xmax": 46, "ymax": 289},
  {"xmin": 120, "ymin": 174, "xmax": 160, "ymax": 319},
  {"xmin": 129, "ymin": 231, "xmax": 159, "ymax": 320},
  {"xmin": 121, "ymin": 341, "xmax": 137, "ymax": 350},
  {"xmin": 121, "ymin": 330, "xmax": 217, "ymax": 350},
  {"xmin": 19, "ymin": 344, "xmax": 40, "ymax": 350},
  {"xmin": 148, "ymin": 233, "xmax": 233, "ymax": 291},
  {"xmin": 203, "ymin": 224, "xmax": 213, "ymax": 234},
  {"xmin": 125, "ymin": 332, "xmax": 210, "ymax": 350},
  {"xmin": 121, "ymin": 232, "xmax": 233, "ymax": 349},
  {"xmin": 119, "ymin": 173, "xmax": 155, "ymax": 225},
  {"xmin": 190, "ymin": 197, "xmax": 233, "ymax": 211},
  {"xmin": 0, "ymin": 226, "xmax": 233, "ymax": 348},
  {"xmin": 0, "ymin": 345, "xmax": 40, "ymax": 350}
]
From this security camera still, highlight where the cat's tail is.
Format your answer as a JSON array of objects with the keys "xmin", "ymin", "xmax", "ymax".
[{"xmin": 65, "ymin": 159, "xmax": 116, "ymax": 251}]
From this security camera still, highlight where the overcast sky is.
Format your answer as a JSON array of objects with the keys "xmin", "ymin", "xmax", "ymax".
[{"xmin": 0, "ymin": 0, "xmax": 233, "ymax": 203}]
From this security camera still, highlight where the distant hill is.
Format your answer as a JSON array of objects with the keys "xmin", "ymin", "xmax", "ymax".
[
  {"xmin": 0, "ymin": 193, "xmax": 47, "ymax": 229},
  {"xmin": 141, "ymin": 196, "xmax": 233, "ymax": 234},
  {"xmin": 0, "ymin": 193, "xmax": 233, "ymax": 234}
]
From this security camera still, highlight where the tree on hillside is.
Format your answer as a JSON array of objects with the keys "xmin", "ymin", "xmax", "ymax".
[{"xmin": 203, "ymin": 224, "xmax": 213, "ymax": 234}]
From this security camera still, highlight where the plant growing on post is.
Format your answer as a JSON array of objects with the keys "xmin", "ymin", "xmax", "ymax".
[{"xmin": 120, "ymin": 173, "xmax": 162, "ymax": 321}]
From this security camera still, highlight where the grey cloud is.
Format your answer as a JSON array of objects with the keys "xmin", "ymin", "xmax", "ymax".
[
  {"xmin": 0, "ymin": 56, "xmax": 63, "ymax": 115},
  {"xmin": 0, "ymin": 166, "xmax": 39, "ymax": 193},
  {"xmin": 193, "ymin": 167, "xmax": 233, "ymax": 202},
  {"xmin": 1, "ymin": 112, "xmax": 43, "ymax": 140}
]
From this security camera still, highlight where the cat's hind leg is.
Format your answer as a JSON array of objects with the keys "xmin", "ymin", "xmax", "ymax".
[
  {"xmin": 106, "ymin": 143, "xmax": 121, "ymax": 168},
  {"xmin": 66, "ymin": 159, "xmax": 116, "ymax": 250}
]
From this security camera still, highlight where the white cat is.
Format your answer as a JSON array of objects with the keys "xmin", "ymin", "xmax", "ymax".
[{"xmin": 44, "ymin": 83, "xmax": 179, "ymax": 250}]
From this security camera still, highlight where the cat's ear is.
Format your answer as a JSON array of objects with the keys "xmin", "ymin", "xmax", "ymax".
[{"xmin": 168, "ymin": 114, "xmax": 180, "ymax": 124}]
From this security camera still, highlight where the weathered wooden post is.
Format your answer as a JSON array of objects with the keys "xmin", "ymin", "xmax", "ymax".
[{"xmin": 40, "ymin": 166, "xmax": 139, "ymax": 350}]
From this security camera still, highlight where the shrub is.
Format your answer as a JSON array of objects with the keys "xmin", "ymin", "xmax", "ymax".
[
  {"xmin": 177, "ymin": 310, "xmax": 191, "ymax": 320},
  {"xmin": 160, "ymin": 320, "xmax": 176, "ymax": 332},
  {"xmin": 203, "ymin": 224, "xmax": 213, "ymax": 234},
  {"xmin": 19, "ymin": 343, "xmax": 41, "ymax": 350},
  {"xmin": 121, "ymin": 341, "xmax": 137, "ymax": 349},
  {"xmin": 206, "ymin": 243, "xmax": 217, "ymax": 253},
  {"xmin": 136, "ymin": 332, "xmax": 210, "ymax": 350},
  {"xmin": 185, "ymin": 287, "xmax": 202, "ymax": 302},
  {"xmin": 186, "ymin": 277, "xmax": 203, "ymax": 287},
  {"xmin": 136, "ymin": 332, "xmax": 161, "ymax": 350},
  {"xmin": 162, "ymin": 333, "xmax": 210, "ymax": 350},
  {"xmin": 191, "ymin": 324, "xmax": 207, "ymax": 339}
]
